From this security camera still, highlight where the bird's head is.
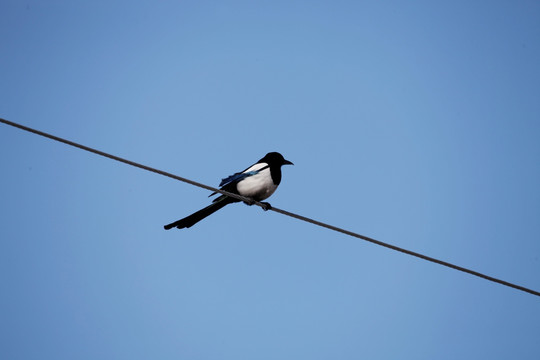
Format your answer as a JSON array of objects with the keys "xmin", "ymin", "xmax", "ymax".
[{"xmin": 259, "ymin": 152, "xmax": 294, "ymax": 167}]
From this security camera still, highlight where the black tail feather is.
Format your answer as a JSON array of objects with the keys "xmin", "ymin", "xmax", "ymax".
[{"xmin": 164, "ymin": 196, "xmax": 234, "ymax": 230}]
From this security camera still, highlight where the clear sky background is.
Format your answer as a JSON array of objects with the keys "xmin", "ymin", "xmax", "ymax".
[{"xmin": 1, "ymin": 1, "xmax": 540, "ymax": 359}]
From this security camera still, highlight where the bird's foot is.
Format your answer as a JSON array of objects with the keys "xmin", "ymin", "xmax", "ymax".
[
  {"xmin": 260, "ymin": 202, "xmax": 272, "ymax": 211},
  {"xmin": 244, "ymin": 199, "xmax": 271, "ymax": 211}
]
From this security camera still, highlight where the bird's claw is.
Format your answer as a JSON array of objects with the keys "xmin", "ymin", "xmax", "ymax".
[
  {"xmin": 260, "ymin": 202, "xmax": 272, "ymax": 211},
  {"xmin": 244, "ymin": 199, "xmax": 271, "ymax": 211}
]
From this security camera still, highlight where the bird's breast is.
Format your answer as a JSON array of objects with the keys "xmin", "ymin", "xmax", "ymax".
[{"xmin": 236, "ymin": 166, "xmax": 277, "ymax": 201}]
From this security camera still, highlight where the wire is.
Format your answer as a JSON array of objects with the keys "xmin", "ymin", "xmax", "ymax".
[
  {"xmin": 2, "ymin": 117, "xmax": 539, "ymax": 298},
  {"xmin": 0, "ymin": 118, "xmax": 256, "ymax": 203}
]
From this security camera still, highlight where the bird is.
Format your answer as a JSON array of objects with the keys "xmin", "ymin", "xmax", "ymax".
[{"xmin": 164, "ymin": 152, "xmax": 293, "ymax": 230}]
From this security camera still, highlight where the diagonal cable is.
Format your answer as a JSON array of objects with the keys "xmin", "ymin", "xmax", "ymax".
[{"xmin": 1, "ymin": 117, "xmax": 539, "ymax": 297}]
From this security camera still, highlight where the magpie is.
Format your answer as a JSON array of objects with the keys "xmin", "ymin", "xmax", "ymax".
[{"xmin": 164, "ymin": 152, "xmax": 293, "ymax": 230}]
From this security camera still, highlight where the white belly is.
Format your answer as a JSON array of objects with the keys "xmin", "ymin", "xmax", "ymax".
[{"xmin": 236, "ymin": 165, "xmax": 277, "ymax": 201}]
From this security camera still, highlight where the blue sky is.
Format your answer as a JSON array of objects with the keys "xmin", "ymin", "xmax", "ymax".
[{"xmin": 1, "ymin": 1, "xmax": 540, "ymax": 359}]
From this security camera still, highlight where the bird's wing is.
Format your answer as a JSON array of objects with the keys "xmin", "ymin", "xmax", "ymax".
[
  {"xmin": 219, "ymin": 170, "xmax": 257, "ymax": 187},
  {"xmin": 208, "ymin": 163, "xmax": 269, "ymax": 197},
  {"xmin": 219, "ymin": 163, "xmax": 269, "ymax": 187}
]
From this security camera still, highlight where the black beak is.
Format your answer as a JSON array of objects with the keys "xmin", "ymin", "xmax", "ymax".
[{"xmin": 283, "ymin": 159, "xmax": 294, "ymax": 166}]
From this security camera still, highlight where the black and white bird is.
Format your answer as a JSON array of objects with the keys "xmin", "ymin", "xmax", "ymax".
[{"xmin": 164, "ymin": 152, "xmax": 293, "ymax": 230}]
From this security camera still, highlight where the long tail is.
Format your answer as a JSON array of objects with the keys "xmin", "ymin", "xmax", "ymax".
[{"xmin": 164, "ymin": 196, "xmax": 235, "ymax": 230}]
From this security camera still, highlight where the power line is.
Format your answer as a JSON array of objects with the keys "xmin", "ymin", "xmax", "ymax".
[{"xmin": 2, "ymin": 117, "xmax": 539, "ymax": 298}]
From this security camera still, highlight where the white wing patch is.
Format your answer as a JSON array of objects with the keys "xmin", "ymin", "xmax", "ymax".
[{"xmin": 236, "ymin": 162, "xmax": 277, "ymax": 201}]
